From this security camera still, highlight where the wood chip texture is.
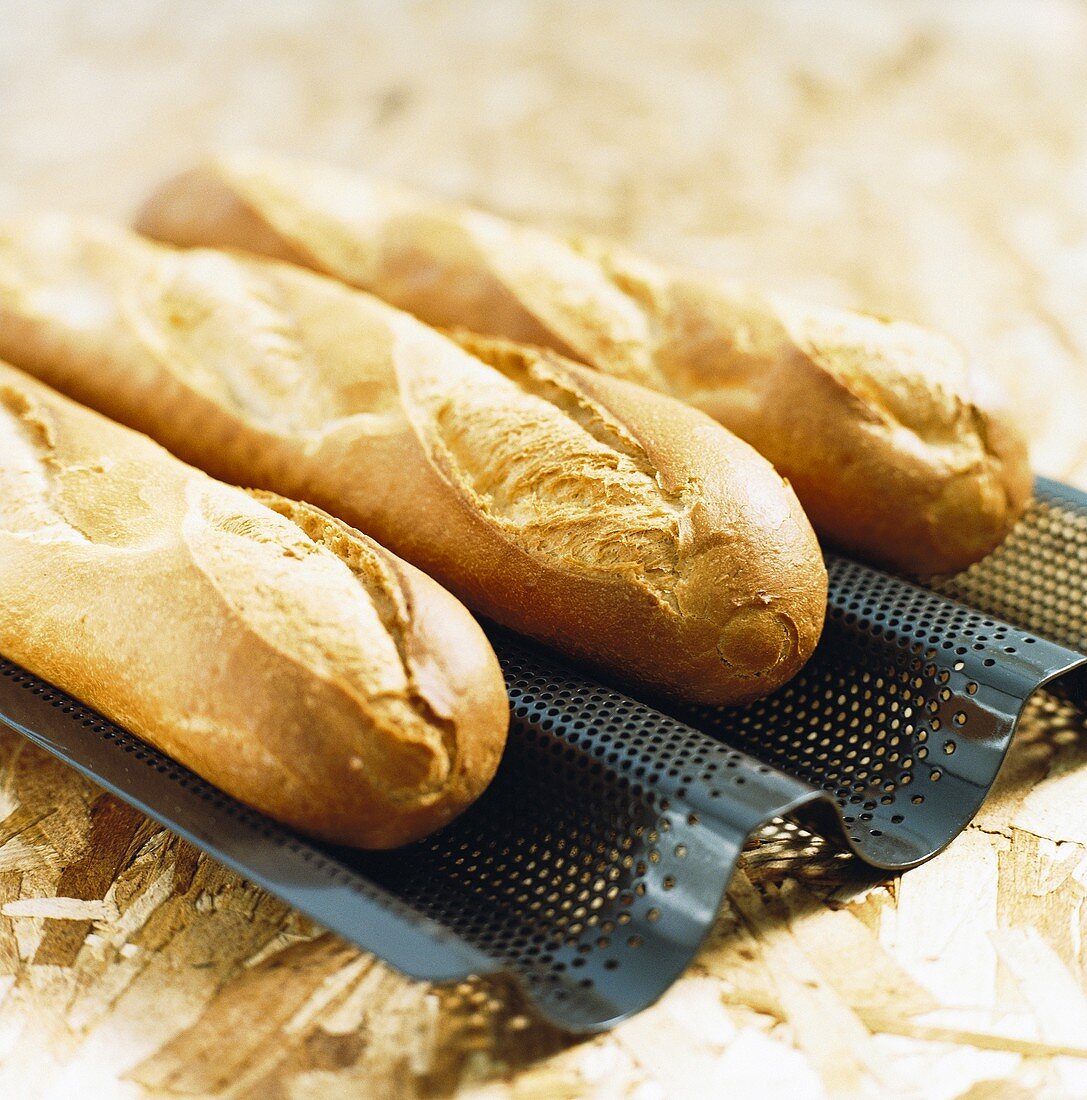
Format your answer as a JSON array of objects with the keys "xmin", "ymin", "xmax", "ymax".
[{"xmin": 2, "ymin": 1, "xmax": 1087, "ymax": 1096}]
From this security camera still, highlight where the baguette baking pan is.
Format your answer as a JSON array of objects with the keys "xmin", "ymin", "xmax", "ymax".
[{"xmin": 1, "ymin": 477, "xmax": 1085, "ymax": 1033}]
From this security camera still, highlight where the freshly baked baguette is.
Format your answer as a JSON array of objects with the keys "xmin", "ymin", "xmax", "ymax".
[
  {"xmin": 135, "ymin": 150, "xmax": 1032, "ymax": 574},
  {"xmin": 0, "ymin": 361, "xmax": 508, "ymax": 848},
  {"xmin": 0, "ymin": 215, "xmax": 826, "ymax": 704}
]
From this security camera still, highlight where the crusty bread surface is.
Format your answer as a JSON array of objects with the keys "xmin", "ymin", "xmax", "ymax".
[
  {"xmin": 135, "ymin": 151, "xmax": 1032, "ymax": 575},
  {"xmin": 0, "ymin": 214, "xmax": 827, "ymax": 704},
  {"xmin": 0, "ymin": 360, "xmax": 509, "ymax": 848}
]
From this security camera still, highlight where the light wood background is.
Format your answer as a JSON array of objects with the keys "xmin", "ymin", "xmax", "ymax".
[{"xmin": 3, "ymin": 2, "xmax": 1087, "ymax": 1096}]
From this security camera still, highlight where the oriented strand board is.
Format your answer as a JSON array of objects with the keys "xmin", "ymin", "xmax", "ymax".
[{"xmin": 2, "ymin": 2, "xmax": 1087, "ymax": 1095}]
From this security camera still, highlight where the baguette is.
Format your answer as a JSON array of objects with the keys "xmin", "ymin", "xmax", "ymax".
[
  {"xmin": 0, "ymin": 215, "xmax": 827, "ymax": 705},
  {"xmin": 0, "ymin": 361, "xmax": 508, "ymax": 848},
  {"xmin": 136, "ymin": 150, "xmax": 1032, "ymax": 574}
]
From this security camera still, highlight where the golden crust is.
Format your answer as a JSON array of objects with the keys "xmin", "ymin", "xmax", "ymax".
[
  {"xmin": 0, "ymin": 362, "xmax": 508, "ymax": 848},
  {"xmin": 440, "ymin": 332, "xmax": 827, "ymax": 701},
  {"xmin": 0, "ymin": 214, "xmax": 826, "ymax": 703},
  {"xmin": 137, "ymin": 151, "xmax": 1032, "ymax": 574}
]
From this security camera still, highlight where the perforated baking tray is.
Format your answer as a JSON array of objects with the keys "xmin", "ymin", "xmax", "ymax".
[{"xmin": 1, "ymin": 478, "xmax": 1085, "ymax": 1033}]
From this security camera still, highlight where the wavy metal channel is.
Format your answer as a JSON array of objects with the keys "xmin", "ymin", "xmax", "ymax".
[{"xmin": 0, "ymin": 478, "xmax": 1083, "ymax": 1032}]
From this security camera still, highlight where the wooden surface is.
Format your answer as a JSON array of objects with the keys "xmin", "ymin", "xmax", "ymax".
[{"xmin": 3, "ymin": 2, "xmax": 1087, "ymax": 1096}]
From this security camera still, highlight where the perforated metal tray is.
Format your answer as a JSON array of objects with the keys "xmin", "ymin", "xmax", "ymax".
[{"xmin": 1, "ymin": 478, "xmax": 1085, "ymax": 1033}]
